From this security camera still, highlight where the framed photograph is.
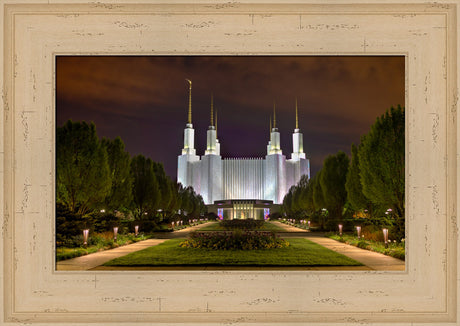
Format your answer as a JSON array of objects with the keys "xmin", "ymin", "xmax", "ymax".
[{"xmin": 1, "ymin": 1, "xmax": 458, "ymax": 325}]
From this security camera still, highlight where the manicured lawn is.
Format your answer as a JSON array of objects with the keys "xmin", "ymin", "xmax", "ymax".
[
  {"xmin": 103, "ymin": 238, "xmax": 363, "ymax": 267},
  {"xmin": 198, "ymin": 221, "xmax": 287, "ymax": 232}
]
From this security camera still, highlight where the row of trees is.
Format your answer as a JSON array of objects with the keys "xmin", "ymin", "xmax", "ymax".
[
  {"xmin": 57, "ymin": 120, "xmax": 205, "ymax": 224},
  {"xmin": 282, "ymin": 106, "xmax": 405, "ymax": 238}
]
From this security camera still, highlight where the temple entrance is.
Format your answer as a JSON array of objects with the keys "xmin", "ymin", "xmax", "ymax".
[{"xmin": 212, "ymin": 199, "xmax": 275, "ymax": 220}]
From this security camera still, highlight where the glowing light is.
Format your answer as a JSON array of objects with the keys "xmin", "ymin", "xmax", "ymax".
[
  {"xmin": 135, "ymin": 225, "xmax": 139, "ymax": 236},
  {"xmin": 338, "ymin": 224, "xmax": 343, "ymax": 236},
  {"xmin": 383, "ymin": 228, "xmax": 389, "ymax": 246},
  {"xmin": 217, "ymin": 208, "xmax": 224, "ymax": 220},
  {"xmin": 113, "ymin": 226, "xmax": 118, "ymax": 241},
  {"xmin": 264, "ymin": 208, "xmax": 270, "ymax": 220},
  {"xmin": 307, "ymin": 220, "xmax": 311, "ymax": 228},
  {"xmin": 356, "ymin": 226, "xmax": 361, "ymax": 239},
  {"xmin": 83, "ymin": 229, "xmax": 89, "ymax": 246}
]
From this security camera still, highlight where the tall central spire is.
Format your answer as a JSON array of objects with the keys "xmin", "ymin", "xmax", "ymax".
[
  {"xmin": 186, "ymin": 79, "xmax": 192, "ymax": 124},
  {"xmin": 215, "ymin": 110, "xmax": 218, "ymax": 137},
  {"xmin": 295, "ymin": 98, "xmax": 299, "ymax": 129},
  {"xmin": 273, "ymin": 102, "xmax": 276, "ymax": 129},
  {"xmin": 210, "ymin": 94, "xmax": 214, "ymax": 127},
  {"xmin": 270, "ymin": 115, "xmax": 272, "ymax": 132}
]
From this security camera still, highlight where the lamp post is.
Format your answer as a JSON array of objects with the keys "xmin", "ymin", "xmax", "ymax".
[
  {"xmin": 383, "ymin": 228, "xmax": 389, "ymax": 248},
  {"xmin": 356, "ymin": 226, "xmax": 361, "ymax": 239},
  {"xmin": 307, "ymin": 220, "xmax": 311, "ymax": 228},
  {"xmin": 113, "ymin": 226, "xmax": 118, "ymax": 241},
  {"xmin": 83, "ymin": 229, "xmax": 89, "ymax": 247},
  {"xmin": 134, "ymin": 225, "xmax": 139, "ymax": 236},
  {"xmin": 338, "ymin": 224, "xmax": 343, "ymax": 237}
]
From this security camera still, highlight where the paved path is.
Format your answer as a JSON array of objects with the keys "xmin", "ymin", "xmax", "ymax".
[
  {"xmin": 56, "ymin": 222, "xmax": 215, "ymax": 271},
  {"xmin": 270, "ymin": 221, "xmax": 405, "ymax": 271},
  {"xmin": 57, "ymin": 221, "xmax": 405, "ymax": 271}
]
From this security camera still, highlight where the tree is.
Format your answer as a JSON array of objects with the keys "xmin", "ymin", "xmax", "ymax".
[
  {"xmin": 358, "ymin": 105, "xmax": 405, "ymax": 218},
  {"xmin": 152, "ymin": 162, "xmax": 172, "ymax": 215},
  {"xmin": 101, "ymin": 137, "xmax": 133, "ymax": 212},
  {"xmin": 311, "ymin": 171, "xmax": 325, "ymax": 211},
  {"xmin": 345, "ymin": 143, "xmax": 368, "ymax": 211},
  {"xmin": 130, "ymin": 155, "xmax": 161, "ymax": 219},
  {"xmin": 320, "ymin": 151, "xmax": 350, "ymax": 220},
  {"xmin": 56, "ymin": 120, "xmax": 111, "ymax": 216}
]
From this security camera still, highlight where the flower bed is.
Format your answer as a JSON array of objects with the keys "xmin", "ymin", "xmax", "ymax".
[
  {"xmin": 179, "ymin": 230, "xmax": 289, "ymax": 250},
  {"xmin": 328, "ymin": 234, "xmax": 405, "ymax": 260}
]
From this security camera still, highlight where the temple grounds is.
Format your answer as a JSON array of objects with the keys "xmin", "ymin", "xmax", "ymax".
[{"xmin": 56, "ymin": 221, "xmax": 404, "ymax": 271}]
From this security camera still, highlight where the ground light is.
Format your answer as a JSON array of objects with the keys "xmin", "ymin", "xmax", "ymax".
[
  {"xmin": 82, "ymin": 229, "xmax": 89, "ymax": 247},
  {"xmin": 113, "ymin": 226, "xmax": 118, "ymax": 241},
  {"xmin": 383, "ymin": 228, "xmax": 389, "ymax": 248},
  {"xmin": 134, "ymin": 225, "xmax": 139, "ymax": 236},
  {"xmin": 356, "ymin": 226, "xmax": 362, "ymax": 239},
  {"xmin": 338, "ymin": 224, "xmax": 343, "ymax": 236}
]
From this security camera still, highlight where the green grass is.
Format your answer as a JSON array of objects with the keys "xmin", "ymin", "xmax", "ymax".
[
  {"xmin": 198, "ymin": 221, "xmax": 287, "ymax": 232},
  {"xmin": 328, "ymin": 234, "xmax": 405, "ymax": 260},
  {"xmin": 103, "ymin": 238, "xmax": 363, "ymax": 267},
  {"xmin": 56, "ymin": 246, "xmax": 101, "ymax": 261}
]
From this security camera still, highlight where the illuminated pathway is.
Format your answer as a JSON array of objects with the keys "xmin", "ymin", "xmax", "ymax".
[
  {"xmin": 56, "ymin": 222, "xmax": 214, "ymax": 271},
  {"xmin": 271, "ymin": 221, "xmax": 405, "ymax": 271}
]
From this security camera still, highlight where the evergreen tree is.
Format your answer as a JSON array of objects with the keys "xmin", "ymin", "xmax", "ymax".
[
  {"xmin": 312, "ymin": 171, "xmax": 325, "ymax": 211},
  {"xmin": 320, "ymin": 151, "xmax": 350, "ymax": 220},
  {"xmin": 345, "ymin": 143, "xmax": 368, "ymax": 211},
  {"xmin": 56, "ymin": 120, "xmax": 111, "ymax": 216},
  {"xmin": 358, "ymin": 105, "xmax": 405, "ymax": 217},
  {"xmin": 101, "ymin": 137, "xmax": 133, "ymax": 212},
  {"xmin": 130, "ymin": 155, "xmax": 161, "ymax": 219}
]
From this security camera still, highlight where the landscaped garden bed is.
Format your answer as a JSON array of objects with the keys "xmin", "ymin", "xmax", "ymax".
[
  {"xmin": 179, "ymin": 230, "xmax": 289, "ymax": 250},
  {"xmin": 56, "ymin": 232, "xmax": 149, "ymax": 261},
  {"xmin": 327, "ymin": 234, "xmax": 405, "ymax": 260}
]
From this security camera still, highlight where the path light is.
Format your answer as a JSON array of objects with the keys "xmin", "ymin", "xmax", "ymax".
[
  {"xmin": 356, "ymin": 226, "xmax": 362, "ymax": 239},
  {"xmin": 307, "ymin": 220, "xmax": 311, "ymax": 228},
  {"xmin": 383, "ymin": 228, "xmax": 389, "ymax": 247},
  {"xmin": 172, "ymin": 221, "xmax": 175, "ymax": 228},
  {"xmin": 100, "ymin": 209, "xmax": 105, "ymax": 213},
  {"xmin": 83, "ymin": 229, "xmax": 89, "ymax": 246},
  {"xmin": 113, "ymin": 226, "xmax": 118, "ymax": 241},
  {"xmin": 134, "ymin": 225, "xmax": 139, "ymax": 236},
  {"xmin": 338, "ymin": 224, "xmax": 343, "ymax": 236}
]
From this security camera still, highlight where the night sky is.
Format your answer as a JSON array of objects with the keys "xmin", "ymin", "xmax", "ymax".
[{"xmin": 56, "ymin": 56, "xmax": 405, "ymax": 179}]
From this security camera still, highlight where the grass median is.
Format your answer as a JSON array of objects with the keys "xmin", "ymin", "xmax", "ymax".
[
  {"xmin": 103, "ymin": 238, "xmax": 363, "ymax": 267},
  {"xmin": 197, "ymin": 221, "xmax": 287, "ymax": 232}
]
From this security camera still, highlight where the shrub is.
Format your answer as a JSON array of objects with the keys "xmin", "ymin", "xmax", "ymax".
[{"xmin": 180, "ymin": 230, "xmax": 289, "ymax": 250}]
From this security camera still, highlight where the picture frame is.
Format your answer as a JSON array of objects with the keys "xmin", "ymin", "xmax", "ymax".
[{"xmin": 1, "ymin": 1, "xmax": 458, "ymax": 325}]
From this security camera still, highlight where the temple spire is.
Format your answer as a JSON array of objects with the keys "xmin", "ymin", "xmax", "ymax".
[
  {"xmin": 273, "ymin": 102, "xmax": 276, "ymax": 129},
  {"xmin": 186, "ymin": 79, "xmax": 192, "ymax": 124},
  {"xmin": 295, "ymin": 98, "xmax": 299, "ymax": 129},
  {"xmin": 215, "ymin": 109, "xmax": 218, "ymax": 137},
  {"xmin": 270, "ymin": 115, "xmax": 272, "ymax": 132},
  {"xmin": 210, "ymin": 94, "xmax": 214, "ymax": 127}
]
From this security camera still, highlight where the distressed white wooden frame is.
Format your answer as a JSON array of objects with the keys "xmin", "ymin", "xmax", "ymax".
[{"xmin": 0, "ymin": 1, "xmax": 458, "ymax": 325}]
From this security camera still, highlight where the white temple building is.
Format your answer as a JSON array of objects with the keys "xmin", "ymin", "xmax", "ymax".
[{"xmin": 177, "ymin": 80, "xmax": 310, "ymax": 219}]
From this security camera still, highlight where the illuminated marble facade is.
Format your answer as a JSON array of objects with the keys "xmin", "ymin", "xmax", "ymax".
[{"xmin": 177, "ymin": 90, "xmax": 310, "ymax": 205}]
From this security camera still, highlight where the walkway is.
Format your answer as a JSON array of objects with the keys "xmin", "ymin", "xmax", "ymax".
[
  {"xmin": 57, "ymin": 221, "xmax": 405, "ymax": 271},
  {"xmin": 271, "ymin": 221, "xmax": 405, "ymax": 271},
  {"xmin": 56, "ymin": 222, "xmax": 214, "ymax": 271}
]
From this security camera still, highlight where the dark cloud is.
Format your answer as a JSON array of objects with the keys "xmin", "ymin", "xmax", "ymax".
[{"xmin": 56, "ymin": 56, "xmax": 404, "ymax": 179}]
